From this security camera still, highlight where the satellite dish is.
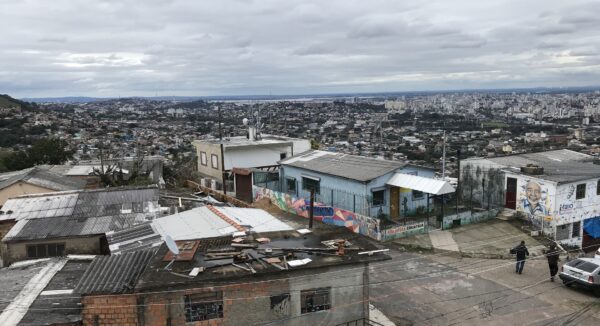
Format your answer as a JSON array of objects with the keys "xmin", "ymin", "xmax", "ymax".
[
  {"xmin": 165, "ymin": 235, "xmax": 179, "ymax": 255},
  {"xmin": 242, "ymin": 118, "xmax": 249, "ymax": 126}
]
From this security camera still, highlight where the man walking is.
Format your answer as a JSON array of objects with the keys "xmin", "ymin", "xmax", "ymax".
[
  {"xmin": 545, "ymin": 243, "xmax": 560, "ymax": 282},
  {"xmin": 511, "ymin": 240, "xmax": 529, "ymax": 274}
]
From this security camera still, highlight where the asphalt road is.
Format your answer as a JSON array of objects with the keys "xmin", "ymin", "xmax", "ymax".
[{"xmin": 369, "ymin": 248, "xmax": 600, "ymax": 325}]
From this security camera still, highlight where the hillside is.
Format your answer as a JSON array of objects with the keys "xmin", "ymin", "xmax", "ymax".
[
  {"xmin": 0, "ymin": 94, "xmax": 38, "ymax": 110},
  {"xmin": 0, "ymin": 94, "xmax": 22, "ymax": 108}
]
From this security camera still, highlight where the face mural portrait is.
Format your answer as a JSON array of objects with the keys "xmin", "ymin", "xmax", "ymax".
[{"xmin": 521, "ymin": 180, "xmax": 549, "ymax": 227}]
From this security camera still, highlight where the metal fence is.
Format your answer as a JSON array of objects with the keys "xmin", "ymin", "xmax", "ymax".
[
  {"xmin": 252, "ymin": 171, "xmax": 375, "ymax": 216},
  {"xmin": 336, "ymin": 318, "xmax": 386, "ymax": 326}
]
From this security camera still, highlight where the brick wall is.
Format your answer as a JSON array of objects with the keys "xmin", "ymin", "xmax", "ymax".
[
  {"xmin": 82, "ymin": 294, "xmax": 138, "ymax": 326},
  {"xmin": 82, "ymin": 264, "xmax": 368, "ymax": 326}
]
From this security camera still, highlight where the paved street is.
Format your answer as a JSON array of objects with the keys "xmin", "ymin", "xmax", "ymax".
[{"xmin": 369, "ymin": 248, "xmax": 600, "ymax": 325}]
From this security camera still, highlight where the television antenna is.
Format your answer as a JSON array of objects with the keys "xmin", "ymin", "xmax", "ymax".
[{"xmin": 164, "ymin": 235, "xmax": 179, "ymax": 271}]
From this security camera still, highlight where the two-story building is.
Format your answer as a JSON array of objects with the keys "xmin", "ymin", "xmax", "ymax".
[
  {"xmin": 193, "ymin": 131, "xmax": 310, "ymax": 191},
  {"xmin": 279, "ymin": 150, "xmax": 453, "ymax": 218},
  {"xmin": 461, "ymin": 149, "xmax": 600, "ymax": 251}
]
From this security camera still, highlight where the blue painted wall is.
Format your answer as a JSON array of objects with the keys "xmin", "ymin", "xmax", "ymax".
[{"xmin": 280, "ymin": 164, "xmax": 435, "ymax": 217}]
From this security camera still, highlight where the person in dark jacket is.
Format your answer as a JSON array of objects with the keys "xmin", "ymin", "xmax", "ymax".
[
  {"xmin": 545, "ymin": 243, "xmax": 560, "ymax": 281},
  {"xmin": 512, "ymin": 240, "xmax": 529, "ymax": 274}
]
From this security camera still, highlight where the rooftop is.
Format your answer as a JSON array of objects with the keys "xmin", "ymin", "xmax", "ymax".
[
  {"xmin": 194, "ymin": 134, "xmax": 306, "ymax": 149},
  {"xmin": 107, "ymin": 206, "xmax": 293, "ymax": 255},
  {"xmin": 134, "ymin": 224, "xmax": 389, "ymax": 292},
  {"xmin": 0, "ymin": 167, "xmax": 87, "ymax": 192},
  {"xmin": 466, "ymin": 149, "xmax": 600, "ymax": 184},
  {"xmin": 280, "ymin": 150, "xmax": 407, "ymax": 182},
  {"xmin": 75, "ymin": 250, "xmax": 154, "ymax": 295},
  {"xmin": 1, "ymin": 186, "xmax": 161, "ymax": 242},
  {"xmin": 0, "ymin": 257, "xmax": 92, "ymax": 326}
]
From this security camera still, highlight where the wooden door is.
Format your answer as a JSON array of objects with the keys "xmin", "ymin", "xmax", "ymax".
[
  {"xmin": 390, "ymin": 186, "xmax": 400, "ymax": 218},
  {"xmin": 235, "ymin": 173, "xmax": 253, "ymax": 203},
  {"xmin": 505, "ymin": 177, "xmax": 517, "ymax": 209}
]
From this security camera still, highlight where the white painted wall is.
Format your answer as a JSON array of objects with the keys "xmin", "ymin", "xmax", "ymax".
[
  {"xmin": 224, "ymin": 144, "xmax": 292, "ymax": 170},
  {"xmin": 554, "ymin": 178, "xmax": 600, "ymax": 247}
]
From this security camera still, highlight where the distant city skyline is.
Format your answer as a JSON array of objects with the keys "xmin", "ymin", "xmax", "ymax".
[{"xmin": 1, "ymin": 0, "xmax": 600, "ymax": 97}]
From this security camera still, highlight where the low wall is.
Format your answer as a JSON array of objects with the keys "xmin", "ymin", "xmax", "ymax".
[
  {"xmin": 443, "ymin": 209, "xmax": 500, "ymax": 229},
  {"xmin": 186, "ymin": 180, "xmax": 250, "ymax": 207},
  {"xmin": 253, "ymin": 186, "xmax": 381, "ymax": 241},
  {"xmin": 380, "ymin": 221, "xmax": 428, "ymax": 241}
]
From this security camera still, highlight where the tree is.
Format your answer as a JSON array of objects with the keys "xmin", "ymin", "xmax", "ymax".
[
  {"xmin": 27, "ymin": 138, "xmax": 73, "ymax": 165},
  {"xmin": 1, "ymin": 138, "xmax": 73, "ymax": 171},
  {"xmin": 310, "ymin": 139, "xmax": 320, "ymax": 150}
]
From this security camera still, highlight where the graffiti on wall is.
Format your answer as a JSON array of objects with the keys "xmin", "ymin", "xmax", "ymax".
[
  {"xmin": 381, "ymin": 222, "xmax": 426, "ymax": 241},
  {"xmin": 517, "ymin": 178, "xmax": 552, "ymax": 229},
  {"xmin": 253, "ymin": 186, "xmax": 381, "ymax": 240}
]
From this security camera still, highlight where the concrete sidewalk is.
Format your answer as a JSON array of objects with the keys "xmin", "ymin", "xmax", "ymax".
[{"xmin": 392, "ymin": 219, "xmax": 546, "ymax": 258}]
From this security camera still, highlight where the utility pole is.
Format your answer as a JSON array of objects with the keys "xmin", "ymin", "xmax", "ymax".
[
  {"xmin": 309, "ymin": 189, "xmax": 315, "ymax": 229},
  {"xmin": 218, "ymin": 105, "xmax": 227, "ymax": 195},
  {"xmin": 456, "ymin": 149, "xmax": 461, "ymax": 215},
  {"xmin": 442, "ymin": 130, "xmax": 446, "ymax": 179}
]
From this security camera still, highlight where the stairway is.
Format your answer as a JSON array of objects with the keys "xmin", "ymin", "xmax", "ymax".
[{"xmin": 496, "ymin": 208, "xmax": 516, "ymax": 220}]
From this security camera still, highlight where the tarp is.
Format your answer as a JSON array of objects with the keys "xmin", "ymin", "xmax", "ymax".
[
  {"xmin": 583, "ymin": 216, "xmax": 600, "ymax": 239},
  {"xmin": 386, "ymin": 173, "xmax": 455, "ymax": 195}
]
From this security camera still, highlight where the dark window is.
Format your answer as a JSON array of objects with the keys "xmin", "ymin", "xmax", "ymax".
[
  {"xmin": 280, "ymin": 153, "xmax": 287, "ymax": 160},
  {"xmin": 27, "ymin": 245, "xmax": 37, "ymax": 258},
  {"xmin": 184, "ymin": 292, "xmax": 223, "ymax": 322},
  {"xmin": 412, "ymin": 190, "xmax": 424, "ymax": 200},
  {"xmin": 211, "ymin": 154, "xmax": 219, "ymax": 169},
  {"xmin": 301, "ymin": 288, "xmax": 330, "ymax": 314},
  {"xmin": 48, "ymin": 244, "xmax": 57, "ymax": 256},
  {"xmin": 302, "ymin": 177, "xmax": 320, "ymax": 194},
  {"xmin": 576, "ymin": 183, "xmax": 586, "ymax": 199},
  {"xmin": 566, "ymin": 259, "xmax": 599, "ymax": 273},
  {"xmin": 200, "ymin": 152, "xmax": 207, "ymax": 166},
  {"xmin": 36, "ymin": 244, "xmax": 48, "ymax": 258},
  {"xmin": 372, "ymin": 190, "xmax": 385, "ymax": 206},
  {"xmin": 597, "ymin": 180, "xmax": 600, "ymax": 195},
  {"xmin": 58, "ymin": 243, "xmax": 65, "ymax": 256},
  {"xmin": 286, "ymin": 178, "xmax": 297, "ymax": 195},
  {"xmin": 556, "ymin": 224, "xmax": 570, "ymax": 241},
  {"xmin": 26, "ymin": 243, "xmax": 65, "ymax": 258},
  {"xmin": 572, "ymin": 221, "xmax": 581, "ymax": 238},
  {"xmin": 270, "ymin": 293, "xmax": 291, "ymax": 317}
]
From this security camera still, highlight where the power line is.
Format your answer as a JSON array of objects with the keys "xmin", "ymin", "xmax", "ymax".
[{"xmin": 2, "ymin": 238, "xmax": 596, "ymax": 311}]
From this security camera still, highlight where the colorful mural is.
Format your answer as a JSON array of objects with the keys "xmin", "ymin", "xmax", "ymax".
[
  {"xmin": 253, "ymin": 186, "xmax": 382, "ymax": 240},
  {"xmin": 516, "ymin": 177, "xmax": 553, "ymax": 230}
]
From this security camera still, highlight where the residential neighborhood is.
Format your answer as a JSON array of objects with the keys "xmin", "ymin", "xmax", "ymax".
[{"xmin": 3, "ymin": 88, "xmax": 600, "ymax": 325}]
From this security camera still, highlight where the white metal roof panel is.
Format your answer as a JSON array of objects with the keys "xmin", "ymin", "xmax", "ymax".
[
  {"xmin": 386, "ymin": 173, "xmax": 455, "ymax": 195},
  {"xmin": 214, "ymin": 207, "xmax": 293, "ymax": 233},
  {"xmin": 152, "ymin": 206, "xmax": 234, "ymax": 240}
]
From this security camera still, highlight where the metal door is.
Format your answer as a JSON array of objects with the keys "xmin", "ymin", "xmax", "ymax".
[{"xmin": 505, "ymin": 177, "xmax": 517, "ymax": 209}]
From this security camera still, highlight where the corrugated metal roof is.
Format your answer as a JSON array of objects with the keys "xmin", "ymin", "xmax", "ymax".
[
  {"xmin": 152, "ymin": 206, "xmax": 234, "ymax": 240},
  {"xmin": 0, "ymin": 187, "xmax": 160, "ymax": 242},
  {"xmin": 280, "ymin": 150, "xmax": 406, "ymax": 182},
  {"xmin": 74, "ymin": 249, "xmax": 154, "ymax": 295},
  {"xmin": 106, "ymin": 223, "xmax": 162, "ymax": 255},
  {"xmin": 386, "ymin": 173, "xmax": 455, "ymax": 195},
  {"xmin": 215, "ymin": 207, "xmax": 294, "ymax": 233},
  {"xmin": 106, "ymin": 206, "xmax": 294, "ymax": 254},
  {"xmin": 466, "ymin": 149, "xmax": 600, "ymax": 184},
  {"xmin": 0, "ymin": 167, "xmax": 86, "ymax": 192}
]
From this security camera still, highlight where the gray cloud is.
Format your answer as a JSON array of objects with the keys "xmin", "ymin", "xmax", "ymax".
[{"xmin": 0, "ymin": 0, "xmax": 599, "ymax": 97}]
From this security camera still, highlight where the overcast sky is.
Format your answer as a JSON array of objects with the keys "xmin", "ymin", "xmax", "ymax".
[{"xmin": 1, "ymin": 0, "xmax": 600, "ymax": 97}]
